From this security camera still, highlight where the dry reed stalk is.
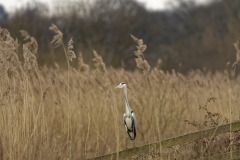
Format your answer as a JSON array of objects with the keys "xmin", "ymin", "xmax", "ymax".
[
  {"xmin": 94, "ymin": 129, "xmax": 111, "ymax": 154},
  {"xmin": 232, "ymin": 38, "xmax": 240, "ymax": 68},
  {"xmin": 21, "ymin": 30, "xmax": 43, "ymax": 118},
  {"xmin": 20, "ymin": 30, "xmax": 41, "ymax": 95},
  {"xmin": 49, "ymin": 24, "xmax": 76, "ymax": 159},
  {"xmin": 91, "ymin": 49, "xmax": 121, "ymax": 158},
  {"xmin": 131, "ymin": 35, "xmax": 154, "ymax": 147},
  {"xmin": 0, "ymin": 138, "xmax": 2, "ymax": 160},
  {"xmin": 85, "ymin": 112, "xmax": 90, "ymax": 159},
  {"xmin": 226, "ymin": 62, "xmax": 233, "ymax": 159}
]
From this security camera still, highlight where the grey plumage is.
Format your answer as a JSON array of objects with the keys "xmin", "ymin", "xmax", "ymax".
[{"xmin": 116, "ymin": 82, "xmax": 137, "ymax": 140}]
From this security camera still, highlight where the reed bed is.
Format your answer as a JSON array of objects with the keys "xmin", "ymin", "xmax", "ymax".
[{"xmin": 0, "ymin": 26, "xmax": 240, "ymax": 160}]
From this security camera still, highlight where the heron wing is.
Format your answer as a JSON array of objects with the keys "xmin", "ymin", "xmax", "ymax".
[
  {"xmin": 123, "ymin": 112, "xmax": 137, "ymax": 140},
  {"xmin": 123, "ymin": 113, "xmax": 126, "ymax": 124},
  {"xmin": 131, "ymin": 112, "xmax": 137, "ymax": 131}
]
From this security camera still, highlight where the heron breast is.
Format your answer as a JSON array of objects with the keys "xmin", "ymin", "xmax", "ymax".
[{"xmin": 125, "ymin": 117, "xmax": 132, "ymax": 129}]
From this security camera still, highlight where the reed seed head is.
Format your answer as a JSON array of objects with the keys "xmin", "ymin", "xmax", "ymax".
[
  {"xmin": 78, "ymin": 52, "xmax": 89, "ymax": 74},
  {"xmin": 67, "ymin": 38, "xmax": 76, "ymax": 61},
  {"xmin": 49, "ymin": 24, "xmax": 63, "ymax": 48},
  {"xmin": 92, "ymin": 49, "xmax": 107, "ymax": 74},
  {"xmin": 131, "ymin": 34, "xmax": 150, "ymax": 74}
]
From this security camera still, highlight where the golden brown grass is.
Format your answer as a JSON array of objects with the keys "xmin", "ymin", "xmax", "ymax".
[{"xmin": 0, "ymin": 26, "xmax": 240, "ymax": 160}]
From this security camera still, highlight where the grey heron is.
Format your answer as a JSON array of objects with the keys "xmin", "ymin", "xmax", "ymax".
[{"xmin": 116, "ymin": 82, "xmax": 137, "ymax": 140}]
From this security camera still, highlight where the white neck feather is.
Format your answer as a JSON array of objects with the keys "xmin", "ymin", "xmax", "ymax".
[{"xmin": 124, "ymin": 87, "xmax": 132, "ymax": 115}]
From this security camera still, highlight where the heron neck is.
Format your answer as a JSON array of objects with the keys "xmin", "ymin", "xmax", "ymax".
[{"xmin": 124, "ymin": 87, "xmax": 131, "ymax": 115}]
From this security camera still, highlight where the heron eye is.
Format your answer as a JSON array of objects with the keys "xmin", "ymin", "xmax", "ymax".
[{"xmin": 121, "ymin": 82, "xmax": 125, "ymax": 85}]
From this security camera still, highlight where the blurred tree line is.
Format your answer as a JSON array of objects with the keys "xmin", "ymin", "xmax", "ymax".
[{"xmin": 1, "ymin": 0, "xmax": 240, "ymax": 73}]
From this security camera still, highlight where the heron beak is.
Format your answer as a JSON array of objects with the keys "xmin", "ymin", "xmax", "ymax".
[{"xmin": 127, "ymin": 86, "xmax": 131, "ymax": 90}]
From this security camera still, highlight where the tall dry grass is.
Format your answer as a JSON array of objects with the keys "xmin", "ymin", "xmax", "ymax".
[{"xmin": 0, "ymin": 26, "xmax": 240, "ymax": 160}]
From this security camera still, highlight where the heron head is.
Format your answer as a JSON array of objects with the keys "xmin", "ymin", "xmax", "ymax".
[
  {"xmin": 116, "ymin": 82, "xmax": 131, "ymax": 89},
  {"xmin": 116, "ymin": 82, "xmax": 126, "ymax": 88}
]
